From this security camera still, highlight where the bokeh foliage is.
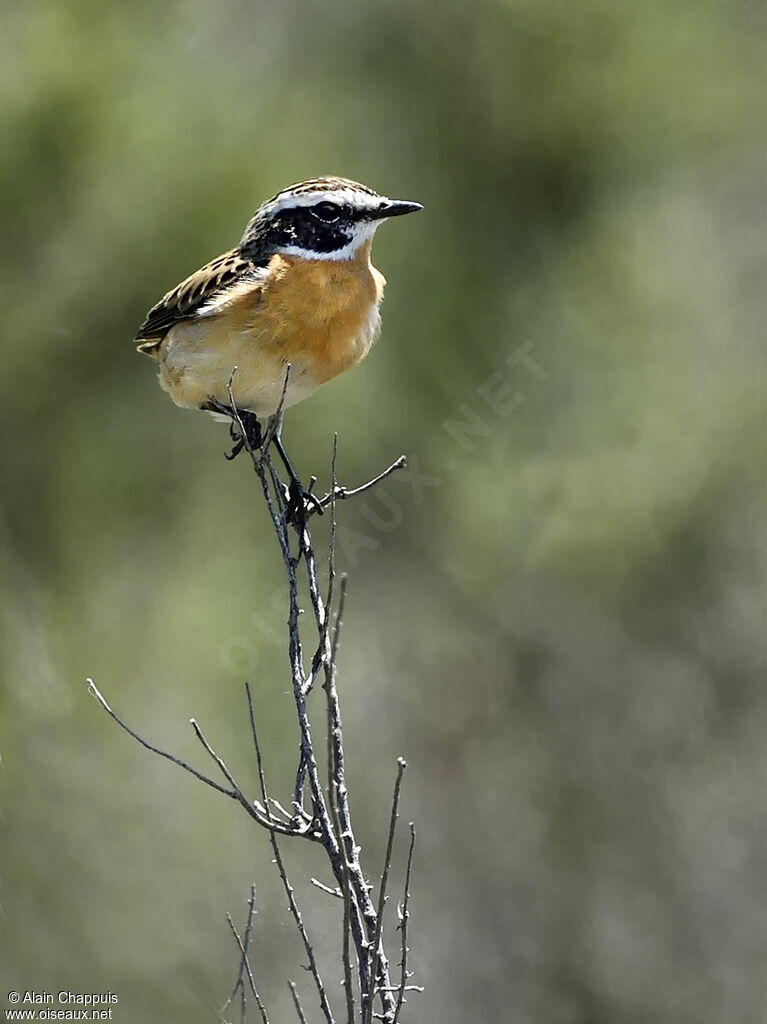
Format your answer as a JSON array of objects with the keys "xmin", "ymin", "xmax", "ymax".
[{"xmin": 2, "ymin": 1, "xmax": 767, "ymax": 1021}]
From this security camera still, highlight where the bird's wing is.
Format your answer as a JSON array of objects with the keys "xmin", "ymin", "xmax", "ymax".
[{"xmin": 134, "ymin": 248, "xmax": 264, "ymax": 352}]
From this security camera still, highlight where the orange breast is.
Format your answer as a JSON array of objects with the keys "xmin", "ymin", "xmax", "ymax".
[
  {"xmin": 244, "ymin": 247, "xmax": 385, "ymax": 383},
  {"xmin": 155, "ymin": 244, "xmax": 387, "ymax": 417}
]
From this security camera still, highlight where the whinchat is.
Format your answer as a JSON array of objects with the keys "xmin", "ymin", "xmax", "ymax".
[{"xmin": 135, "ymin": 177, "xmax": 422, "ymax": 443}]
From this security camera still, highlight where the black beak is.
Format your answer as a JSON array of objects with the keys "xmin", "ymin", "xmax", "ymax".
[{"xmin": 372, "ymin": 199, "xmax": 423, "ymax": 220}]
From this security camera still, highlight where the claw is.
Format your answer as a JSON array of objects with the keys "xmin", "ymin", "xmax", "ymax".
[
  {"xmin": 225, "ymin": 437, "xmax": 245, "ymax": 461},
  {"xmin": 285, "ymin": 477, "xmax": 324, "ymax": 526},
  {"xmin": 203, "ymin": 398, "xmax": 263, "ymax": 460}
]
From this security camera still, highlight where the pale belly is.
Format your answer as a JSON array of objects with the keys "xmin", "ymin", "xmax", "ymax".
[{"xmin": 156, "ymin": 314, "xmax": 375, "ymax": 418}]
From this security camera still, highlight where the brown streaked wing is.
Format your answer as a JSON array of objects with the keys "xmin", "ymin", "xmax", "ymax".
[{"xmin": 134, "ymin": 249, "xmax": 260, "ymax": 344}]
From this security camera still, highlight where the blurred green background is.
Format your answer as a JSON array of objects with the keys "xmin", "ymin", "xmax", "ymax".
[{"xmin": 3, "ymin": 0, "xmax": 767, "ymax": 1020}]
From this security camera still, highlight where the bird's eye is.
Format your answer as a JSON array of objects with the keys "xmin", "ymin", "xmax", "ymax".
[{"xmin": 312, "ymin": 201, "xmax": 341, "ymax": 223}]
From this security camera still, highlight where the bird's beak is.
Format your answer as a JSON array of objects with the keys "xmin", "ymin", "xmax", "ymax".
[{"xmin": 371, "ymin": 199, "xmax": 423, "ymax": 220}]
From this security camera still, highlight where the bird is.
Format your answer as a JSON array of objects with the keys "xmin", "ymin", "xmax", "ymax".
[{"xmin": 134, "ymin": 176, "xmax": 422, "ymax": 466}]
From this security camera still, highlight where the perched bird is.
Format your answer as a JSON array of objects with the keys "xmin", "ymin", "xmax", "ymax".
[{"xmin": 135, "ymin": 177, "xmax": 422, "ymax": 457}]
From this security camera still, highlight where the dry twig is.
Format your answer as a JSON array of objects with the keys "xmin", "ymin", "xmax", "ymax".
[
  {"xmin": 89, "ymin": 381, "xmax": 420, "ymax": 1022},
  {"xmin": 221, "ymin": 884, "xmax": 269, "ymax": 1024}
]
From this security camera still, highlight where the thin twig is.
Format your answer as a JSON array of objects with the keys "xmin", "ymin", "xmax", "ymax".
[
  {"xmin": 271, "ymin": 797, "xmax": 311, "ymax": 826},
  {"xmin": 292, "ymin": 756, "xmax": 309, "ymax": 828},
  {"xmin": 189, "ymin": 717, "xmax": 243, "ymax": 791},
  {"xmin": 321, "ymin": 444, "xmax": 357, "ymax": 1024},
  {"xmin": 221, "ymin": 884, "xmax": 269, "ymax": 1024},
  {"xmin": 288, "ymin": 981, "xmax": 308, "ymax": 1024},
  {"xmin": 225, "ymin": 364, "xmax": 292, "ymax": 463},
  {"xmin": 87, "ymin": 680, "xmax": 302, "ymax": 837},
  {"xmin": 329, "ymin": 576, "xmax": 348, "ymax": 667},
  {"xmin": 272, "ymin": 836, "xmax": 335, "ymax": 1024},
  {"xmin": 393, "ymin": 824, "xmax": 417, "ymax": 1024},
  {"xmin": 310, "ymin": 878, "xmax": 343, "ymax": 899},
  {"xmin": 244, "ymin": 684, "xmax": 275, "ymax": 825},
  {"xmin": 189, "ymin": 715, "xmax": 306, "ymax": 835},
  {"xmin": 316, "ymin": 566, "xmax": 394, "ymax": 1017},
  {"xmin": 295, "ymin": 449, "xmax": 374, "ymax": 1006},
  {"xmin": 87, "ymin": 680, "xmax": 234, "ymax": 798},
  {"xmin": 261, "ymin": 362, "xmax": 291, "ymax": 460},
  {"xmin": 248, "ymin": 449, "xmax": 338, "ymax": 863},
  {"xmin": 365, "ymin": 758, "xmax": 407, "ymax": 1024},
  {"xmin": 302, "ymin": 438, "xmax": 339, "ymax": 696},
  {"xmin": 315, "ymin": 456, "xmax": 407, "ymax": 512},
  {"xmin": 245, "ymin": 682, "xmax": 336, "ymax": 1024}
]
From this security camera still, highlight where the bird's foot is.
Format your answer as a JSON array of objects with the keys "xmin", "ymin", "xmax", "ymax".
[
  {"xmin": 202, "ymin": 399, "xmax": 322, "ymax": 525},
  {"xmin": 202, "ymin": 398, "xmax": 263, "ymax": 460},
  {"xmin": 284, "ymin": 475, "xmax": 324, "ymax": 527},
  {"xmin": 226, "ymin": 410, "xmax": 262, "ymax": 460}
]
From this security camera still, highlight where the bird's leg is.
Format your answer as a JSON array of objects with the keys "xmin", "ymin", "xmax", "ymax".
[{"xmin": 266, "ymin": 414, "xmax": 324, "ymax": 524}]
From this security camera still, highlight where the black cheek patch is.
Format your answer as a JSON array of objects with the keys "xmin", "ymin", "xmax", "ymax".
[{"xmin": 271, "ymin": 209, "xmax": 353, "ymax": 254}]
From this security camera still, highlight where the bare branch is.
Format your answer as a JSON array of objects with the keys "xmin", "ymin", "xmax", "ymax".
[
  {"xmin": 87, "ymin": 682, "xmax": 306, "ymax": 838},
  {"xmin": 87, "ymin": 679, "xmax": 235, "ymax": 801},
  {"xmin": 315, "ymin": 456, "xmax": 408, "ymax": 512},
  {"xmin": 365, "ymin": 758, "xmax": 407, "ymax": 1024},
  {"xmin": 245, "ymin": 682, "xmax": 335, "ymax": 1023},
  {"xmin": 310, "ymin": 877, "xmax": 343, "ymax": 899},
  {"xmin": 288, "ymin": 981, "xmax": 308, "ymax": 1024},
  {"xmin": 242, "ymin": 439, "xmax": 339, "ymax": 865},
  {"xmin": 320, "ymin": 446, "xmax": 357, "ymax": 1024},
  {"xmin": 270, "ymin": 797, "xmax": 310, "ymax": 826},
  {"xmin": 189, "ymin": 717, "xmax": 242, "ymax": 792},
  {"xmin": 221, "ymin": 884, "xmax": 269, "ymax": 1024},
  {"xmin": 271, "ymin": 832, "xmax": 335, "ymax": 1024},
  {"xmin": 317, "ymin": 584, "xmax": 395, "ymax": 1015},
  {"xmin": 393, "ymin": 824, "xmax": 417, "ymax": 1024},
  {"xmin": 91, "ymin": 410, "xmax": 420, "ymax": 1023}
]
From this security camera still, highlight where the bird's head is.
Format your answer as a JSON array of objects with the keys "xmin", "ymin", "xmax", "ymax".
[{"xmin": 239, "ymin": 176, "xmax": 422, "ymax": 262}]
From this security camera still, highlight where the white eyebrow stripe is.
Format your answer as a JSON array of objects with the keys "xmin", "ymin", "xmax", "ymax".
[{"xmin": 264, "ymin": 187, "xmax": 384, "ymax": 215}]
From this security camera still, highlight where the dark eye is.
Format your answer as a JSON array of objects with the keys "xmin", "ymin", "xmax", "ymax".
[{"xmin": 312, "ymin": 201, "xmax": 341, "ymax": 223}]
